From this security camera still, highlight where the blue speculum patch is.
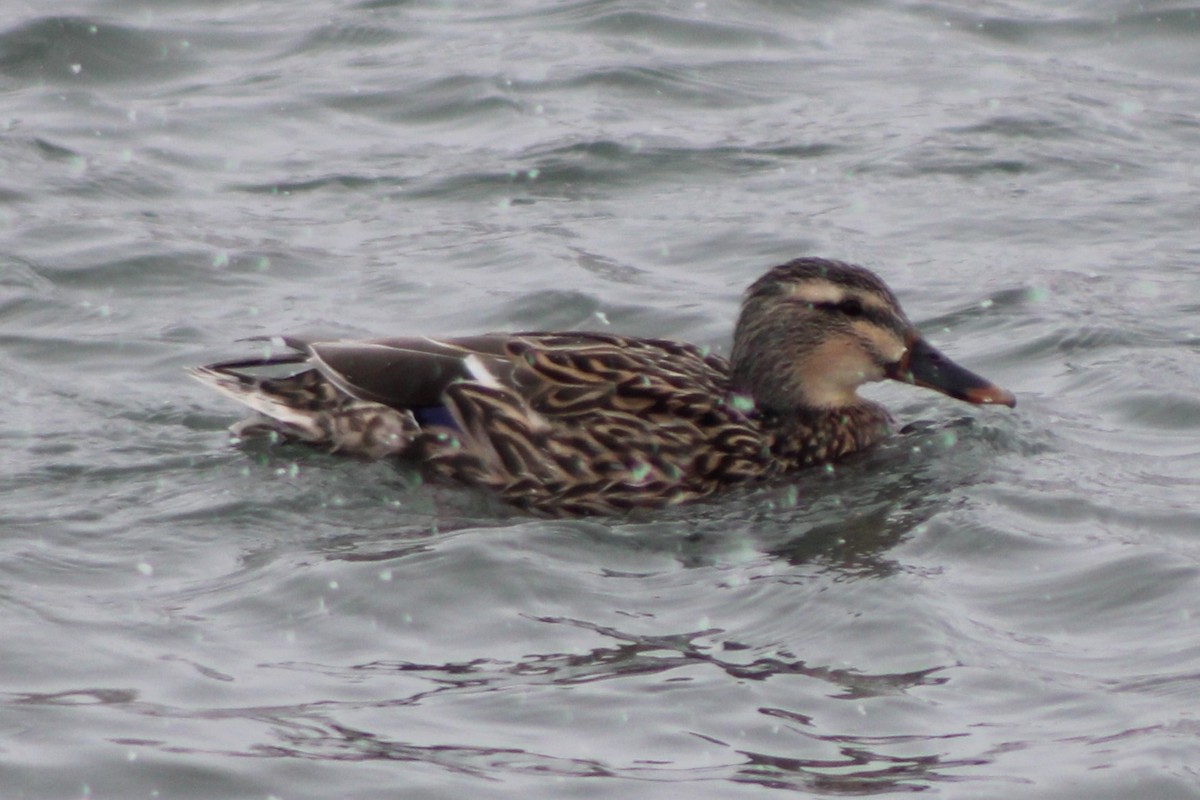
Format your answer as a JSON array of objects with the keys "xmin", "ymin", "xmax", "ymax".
[{"xmin": 412, "ymin": 405, "xmax": 458, "ymax": 430}]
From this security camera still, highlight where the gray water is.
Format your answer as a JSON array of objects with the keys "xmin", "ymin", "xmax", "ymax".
[{"xmin": 3, "ymin": 1, "xmax": 1200, "ymax": 798}]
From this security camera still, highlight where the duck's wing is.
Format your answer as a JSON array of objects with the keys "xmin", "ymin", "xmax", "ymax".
[
  {"xmin": 292, "ymin": 334, "xmax": 520, "ymax": 410},
  {"xmin": 188, "ymin": 334, "xmax": 520, "ymax": 451},
  {"xmin": 191, "ymin": 331, "xmax": 758, "ymax": 511},
  {"xmin": 292, "ymin": 331, "xmax": 732, "ymax": 413}
]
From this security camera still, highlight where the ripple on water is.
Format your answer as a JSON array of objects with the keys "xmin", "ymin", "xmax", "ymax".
[
  {"xmin": 3, "ymin": 0, "xmax": 1200, "ymax": 797},
  {"xmin": 0, "ymin": 16, "xmax": 197, "ymax": 85}
]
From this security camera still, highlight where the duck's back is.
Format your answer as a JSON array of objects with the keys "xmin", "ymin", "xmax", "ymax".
[
  {"xmin": 414, "ymin": 332, "xmax": 772, "ymax": 515},
  {"xmin": 192, "ymin": 332, "xmax": 775, "ymax": 515}
]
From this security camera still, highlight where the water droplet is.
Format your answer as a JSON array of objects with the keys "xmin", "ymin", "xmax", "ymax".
[
  {"xmin": 1131, "ymin": 280, "xmax": 1160, "ymax": 298},
  {"xmin": 730, "ymin": 393, "xmax": 756, "ymax": 414},
  {"xmin": 627, "ymin": 460, "xmax": 652, "ymax": 482},
  {"xmin": 1026, "ymin": 286, "xmax": 1050, "ymax": 303}
]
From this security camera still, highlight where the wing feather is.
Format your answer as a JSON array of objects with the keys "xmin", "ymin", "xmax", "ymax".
[{"xmin": 195, "ymin": 330, "xmax": 764, "ymax": 513}]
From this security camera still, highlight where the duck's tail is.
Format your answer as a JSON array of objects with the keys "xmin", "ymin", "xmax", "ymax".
[{"xmin": 188, "ymin": 356, "xmax": 419, "ymax": 459}]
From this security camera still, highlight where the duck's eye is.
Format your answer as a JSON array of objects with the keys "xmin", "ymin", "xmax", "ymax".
[{"xmin": 839, "ymin": 298, "xmax": 865, "ymax": 317}]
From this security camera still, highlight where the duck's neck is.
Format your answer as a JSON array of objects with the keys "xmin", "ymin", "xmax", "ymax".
[{"xmin": 760, "ymin": 400, "xmax": 892, "ymax": 470}]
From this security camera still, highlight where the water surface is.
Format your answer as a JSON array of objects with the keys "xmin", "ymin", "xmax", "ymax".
[{"xmin": 3, "ymin": 1, "xmax": 1200, "ymax": 798}]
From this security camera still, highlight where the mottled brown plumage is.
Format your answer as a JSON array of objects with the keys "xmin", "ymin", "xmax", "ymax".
[{"xmin": 190, "ymin": 258, "xmax": 1014, "ymax": 515}]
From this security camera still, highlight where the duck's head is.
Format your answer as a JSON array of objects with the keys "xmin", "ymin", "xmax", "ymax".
[{"xmin": 730, "ymin": 258, "xmax": 1015, "ymax": 413}]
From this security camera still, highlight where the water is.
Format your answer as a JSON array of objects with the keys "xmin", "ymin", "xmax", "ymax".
[{"xmin": 3, "ymin": 1, "xmax": 1199, "ymax": 797}]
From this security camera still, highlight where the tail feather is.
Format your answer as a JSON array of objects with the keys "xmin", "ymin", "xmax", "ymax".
[
  {"xmin": 188, "ymin": 363, "xmax": 419, "ymax": 458},
  {"xmin": 188, "ymin": 365, "xmax": 327, "ymax": 441}
]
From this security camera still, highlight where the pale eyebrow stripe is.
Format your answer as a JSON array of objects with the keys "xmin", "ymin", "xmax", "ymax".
[
  {"xmin": 785, "ymin": 280, "xmax": 892, "ymax": 314},
  {"xmin": 784, "ymin": 279, "xmax": 844, "ymax": 305}
]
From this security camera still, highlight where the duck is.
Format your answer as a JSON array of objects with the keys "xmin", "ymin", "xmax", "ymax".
[{"xmin": 190, "ymin": 257, "xmax": 1015, "ymax": 515}]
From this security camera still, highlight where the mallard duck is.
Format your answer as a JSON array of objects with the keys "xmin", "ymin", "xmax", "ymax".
[{"xmin": 191, "ymin": 258, "xmax": 1014, "ymax": 515}]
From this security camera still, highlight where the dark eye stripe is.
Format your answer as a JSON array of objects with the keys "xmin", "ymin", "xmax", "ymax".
[
  {"xmin": 807, "ymin": 300, "xmax": 901, "ymax": 333},
  {"xmin": 839, "ymin": 298, "xmax": 864, "ymax": 317},
  {"xmin": 811, "ymin": 299, "xmax": 867, "ymax": 317}
]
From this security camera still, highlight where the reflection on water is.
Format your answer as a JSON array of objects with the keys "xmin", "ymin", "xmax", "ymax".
[{"xmin": 10, "ymin": 617, "xmax": 962, "ymax": 794}]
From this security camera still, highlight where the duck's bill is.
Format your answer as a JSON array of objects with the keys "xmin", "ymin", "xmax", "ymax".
[{"xmin": 887, "ymin": 337, "xmax": 1016, "ymax": 408}]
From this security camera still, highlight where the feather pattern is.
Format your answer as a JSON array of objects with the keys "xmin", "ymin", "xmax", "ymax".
[{"xmin": 190, "ymin": 258, "xmax": 1015, "ymax": 515}]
